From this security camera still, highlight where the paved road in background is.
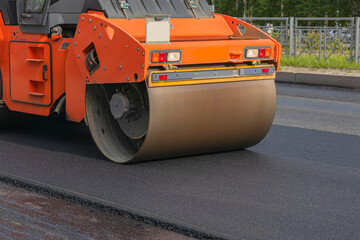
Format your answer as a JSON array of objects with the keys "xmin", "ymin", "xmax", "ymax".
[{"xmin": 0, "ymin": 83, "xmax": 359, "ymax": 240}]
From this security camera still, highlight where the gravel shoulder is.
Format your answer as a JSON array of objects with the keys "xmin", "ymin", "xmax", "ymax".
[{"xmin": 280, "ymin": 66, "xmax": 360, "ymax": 77}]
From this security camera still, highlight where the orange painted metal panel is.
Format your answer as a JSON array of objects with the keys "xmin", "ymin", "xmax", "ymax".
[
  {"xmin": 9, "ymin": 41, "xmax": 52, "ymax": 106},
  {"xmin": 0, "ymin": 13, "xmax": 67, "ymax": 116},
  {"xmin": 65, "ymin": 47, "xmax": 86, "ymax": 122},
  {"xmin": 220, "ymin": 14, "xmax": 282, "ymax": 70},
  {"xmin": 102, "ymin": 15, "xmax": 234, "ymax": 42},
  {"xmin": 71, "ymin": 13, "xmax": 148, "ymax": 85},
  {"xmin": 143, "ymin": 39, "xmax": 277, "ymax": 66}
]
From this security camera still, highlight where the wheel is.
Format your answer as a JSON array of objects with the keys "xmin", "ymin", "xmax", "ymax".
[{"xmin": 85, "ymin": 83, "xmax": 149, "ymax": 163}]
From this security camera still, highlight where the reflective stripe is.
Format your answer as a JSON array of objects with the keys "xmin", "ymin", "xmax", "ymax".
[{"xmin": 152, "ymin": 67, "xmax": 275, "ymax": 82}]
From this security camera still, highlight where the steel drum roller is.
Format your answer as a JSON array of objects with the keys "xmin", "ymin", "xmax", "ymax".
[{"xmin": 85, "ymin": 79, "xmax": 276, "ymax": 163}]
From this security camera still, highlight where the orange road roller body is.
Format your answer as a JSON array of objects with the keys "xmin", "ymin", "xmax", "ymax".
[{"xmin": 0, "ymin": 0, "xmax": 280, "ymax": 163}]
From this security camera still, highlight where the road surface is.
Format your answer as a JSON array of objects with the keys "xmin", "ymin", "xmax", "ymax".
[{"xmin": 0, "ymin": 83, "xmax": 359, "ymax": 240}]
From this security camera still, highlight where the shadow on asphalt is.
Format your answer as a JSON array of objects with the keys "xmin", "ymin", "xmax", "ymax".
[
  {"xmin": 0, "ymin": 110, "xmax": 105, "ymax": 161},
  {"xmin": 0, "ymin": 109, "xmax": 269, "ymax": 166}
]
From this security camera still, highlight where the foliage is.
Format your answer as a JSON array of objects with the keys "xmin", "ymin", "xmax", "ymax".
[
  {"xmin": 270, "ymin": 31, "xmax": 280, "ymax": 40},
  {"xmin": 281, "ymin": 55, "xmax": 360, "ymax": 70},
  {"xmin": 329, "ymin": 39, "xmax": 345, "ymax": 54},
  {"xmin": 304, "ymin": 31, "xmax": 320, "ymax": 51},
  {"xmin": 206, "ymin": 0, "xmax": 360, "ymax": 18}
]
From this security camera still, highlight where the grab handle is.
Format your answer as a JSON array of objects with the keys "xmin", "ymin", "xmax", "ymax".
[{"xmin": 42, "ymin": 64, "xmax": 48, "ymax": 81}]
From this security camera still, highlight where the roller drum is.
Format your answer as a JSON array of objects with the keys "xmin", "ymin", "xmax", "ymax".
[{"xmin": 85, "ymin": 79, "xmax": 276, "ymax": 163}]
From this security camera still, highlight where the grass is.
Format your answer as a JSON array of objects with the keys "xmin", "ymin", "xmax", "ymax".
[{"xmin": 281, "ymin": 55, "xmax": 360, "ymax": 70}]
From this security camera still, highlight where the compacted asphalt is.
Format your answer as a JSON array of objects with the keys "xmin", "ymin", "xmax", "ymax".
[
  {"xmin": 0, "ymin": 182, "xmax": 192, "ymax": 240},
  {"xmin": 0, "ymin": 83, "xmax": 359, "ymax": 240}
]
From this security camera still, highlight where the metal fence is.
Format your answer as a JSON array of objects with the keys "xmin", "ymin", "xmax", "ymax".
[
  {"xmin": 240, "ymin": 17, "xmax": 290, "ymax": 55},
  {"xmin": 239, "ymin": 17, "xmax": 360, "ymax": 63}
]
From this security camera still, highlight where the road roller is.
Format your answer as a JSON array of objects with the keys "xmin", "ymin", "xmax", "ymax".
[{"xmin": 0, "ymin": 0, "xmax": 281, "ymax": 163}]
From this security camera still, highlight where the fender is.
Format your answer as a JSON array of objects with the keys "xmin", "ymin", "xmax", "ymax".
[
  {"xmin": 219, "ymin": 14, "xmax": 282, "ymax": 70},
  {"xmin": 65, "ymin": 12, "xmax": 147, "ymax": 122}
]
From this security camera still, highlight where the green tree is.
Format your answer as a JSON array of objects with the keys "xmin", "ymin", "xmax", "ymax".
[{"xmin": 206, "ymin": 0, "xmax": 359, "ymax": 17}]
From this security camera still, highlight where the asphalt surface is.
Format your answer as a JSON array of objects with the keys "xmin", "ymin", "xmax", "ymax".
[
  {"xmin": 0, "ymin": 83, "xmax": 359, "ymax": 240},
  {"xmin": 0, "ymin": 182, "xmax": 192, "ymax": 240}
]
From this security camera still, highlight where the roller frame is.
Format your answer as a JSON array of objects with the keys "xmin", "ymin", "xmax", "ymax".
[{"xmin": 0, "ymin": 2, "xmax": 281, "ymax": 163}]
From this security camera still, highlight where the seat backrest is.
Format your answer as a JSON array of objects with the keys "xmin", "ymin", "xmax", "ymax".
[{"xmin": 0, "ymin": 0, "xmax": 18, "ymax": 25}]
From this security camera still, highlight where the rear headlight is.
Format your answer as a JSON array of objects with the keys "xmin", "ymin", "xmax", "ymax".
[
  {"xmin": 246, "ymin": 49, "xmax": 259, "ymax": 58},
  {"xmin": 150, "ymin": 50, "xmax": 181, "ymax": 64},
  {"xmin": 167, "ymin": 52, "xmax": 181, "ymax": 62}
]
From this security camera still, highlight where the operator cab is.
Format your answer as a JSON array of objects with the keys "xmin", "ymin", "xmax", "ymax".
[
  {"xmin": 0, "ymin": 0, "xmax": 18, "ymax": 25},
  {"xmin": 13, "ymin": 0, "xmax": 212, "ymax": 35},
  {"xmin": 19, "ymin": 0, "xmax": 47, "ymax": 26},
  {"xmin": 16, "ymin": 0, "xmax": 85, "ymax": 35}
]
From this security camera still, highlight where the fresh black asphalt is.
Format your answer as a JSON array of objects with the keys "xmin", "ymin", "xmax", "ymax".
[{"xmin": 0, "ymin": 84, "xmax": 359, "ymax": 240}]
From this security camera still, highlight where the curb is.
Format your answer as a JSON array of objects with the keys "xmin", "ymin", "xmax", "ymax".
[{"xmin": 276, "ymin": 71, "xmax": 360, "ymax": 89}]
